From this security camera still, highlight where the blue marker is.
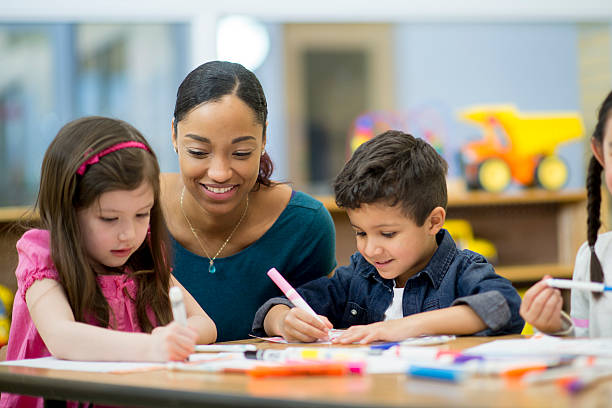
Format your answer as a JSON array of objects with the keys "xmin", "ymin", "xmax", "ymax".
[
  {"xmin": 545, "ymin": 278, "xmax": 612, "ymax": 292},
  {"xmin": 407, "ymin": 365, "xmax": 465, "ymax": 382},
  {"xmin": 370, "ymin": 342, "xmax": 399, "ymax": 351}
]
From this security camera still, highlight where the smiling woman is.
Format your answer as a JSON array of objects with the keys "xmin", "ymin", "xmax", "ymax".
[{"xmin": 161, "ymin": 61, "xmax": 337, "ymax": 342}]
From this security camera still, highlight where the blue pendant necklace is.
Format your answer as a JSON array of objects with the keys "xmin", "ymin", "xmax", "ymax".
[{"xmin": 180, "ymin": 187, "xmax": 249, "ymax": 274}]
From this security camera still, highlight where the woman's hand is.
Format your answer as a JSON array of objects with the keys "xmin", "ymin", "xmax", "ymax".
[
  {"xmin": 149, "ymin": 322, "xmax": 198, "ymax": 361},
  {"xmin": 519, "ymin": 275, "xmax": 563, "ymax": 334}
]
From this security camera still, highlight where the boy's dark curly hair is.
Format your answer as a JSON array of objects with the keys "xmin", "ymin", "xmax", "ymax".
[{"xmin": 334, "ymin": 130, "xmax": 448, "ymax": 226}]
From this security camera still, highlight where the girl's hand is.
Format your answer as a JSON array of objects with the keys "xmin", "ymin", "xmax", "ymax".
[
  {"xmin": 519, "ymin": 275, "xmax": 563, "ymax": 333},
  {"xmin": 332, "ymin": 319, "xmax": 413, "ymax": 344},
  {"xmin": 149, "ymin": 322, "xmax": 198, "ymax": 361},
  {"xmin": 278, "ymin": 308, "xmax": 333, "ymax": 343}
]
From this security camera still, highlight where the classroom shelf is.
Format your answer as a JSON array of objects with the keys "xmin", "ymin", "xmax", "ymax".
[
  {"xmin": 317, "ymin": 189, "xmax": 587, "ymax": 212},
  {"xmin": 0, "ymin": 206, "xmax": 34, "ymax": 223},
  {"xmin": 495, "ymin": 263, "xmax": 573, "ymax": 283}
]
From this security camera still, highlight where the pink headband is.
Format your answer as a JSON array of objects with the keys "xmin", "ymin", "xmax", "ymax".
[{"xmin": 77, "ymin": 141, "xmax": 150, "ymax": 176}]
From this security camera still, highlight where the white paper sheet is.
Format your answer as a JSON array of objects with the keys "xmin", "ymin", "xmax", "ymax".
[
  {"xmin": 0, "ymin": 356, "xmax": 163, "ymax": 373},
  {"xmin": 463, "ymin": 335, "xmax": 612, "ymax": 358}
]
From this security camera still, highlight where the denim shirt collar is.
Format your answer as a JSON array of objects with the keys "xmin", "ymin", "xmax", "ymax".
[
  {"xmin": 419, "ymin": 229, "xmax": 456, "ymax": 289},
  {"xmin": 357, "ymin": 229, "xmax": 456, "ymax": 290}
]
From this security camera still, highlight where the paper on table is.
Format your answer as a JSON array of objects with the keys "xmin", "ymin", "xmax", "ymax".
[
  {"xmin": 366, "ymin": 347, "xmax": 441, "ymax": 374},
  {"xmin": 171, "ymin": 358, "xmax": 279, "ymax": 373},
  {"xmin": 194, "ymin": 344, "xmax": 257, "ymax": 352},
  {"xmin": 0, "ymin": 357, "xmax": 162, "ymax": 373},
  {"xmin": 399, "ymin": 335, "xmax": 456, "ymax": 346},
  {"xmin": 463, "ymin": 335, "xmax": 612, "ymax": 358},
  {"xmin": 249, "ymin": 329, "xmax": 347, "ymax": 344}
]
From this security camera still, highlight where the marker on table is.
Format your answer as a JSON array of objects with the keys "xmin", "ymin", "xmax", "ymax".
[
  {"xmin": 407, "ymin": 365, "xmax": 466, "ymax": 382},
  {"xmin": 267, "ymin": 268, "xmax": 326, "ymax": 326},
  {"xmin": 247, "ymin": 362, "xmax": 355, "ymax": 378},
  {"xmin": 169, "ymin": 286, "xmax": 188, "ymax": 327},
  {"xmin": 557, "ymin": 367, "xmax": 612, "ymax": 394},
  {"xmin": 545, "ymin": 278, "xmax": 612, "ymax": 293},
  {"xmin": 245, "ymin": 348, "xmax": 287, "ymax": 362},
  {"xmin": 195, "ymin": 344, "xmax": 257, "ymax": 353}
]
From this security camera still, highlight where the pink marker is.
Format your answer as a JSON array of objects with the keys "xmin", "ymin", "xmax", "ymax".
[{"xmin": 267, "ymin": 267, "xmax": 325, "ymax": 325}]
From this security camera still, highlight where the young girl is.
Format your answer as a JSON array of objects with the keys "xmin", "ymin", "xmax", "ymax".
[
  {"xmin": 520, "ymin": 90, "xmax": 612, "ymax": 337},
  {"xmin": 1, "ymin": 117, "xmax": 216, "ymax": 408}
]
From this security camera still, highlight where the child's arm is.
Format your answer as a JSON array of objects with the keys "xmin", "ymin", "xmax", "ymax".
[
  {"xmin": 519, "ymin": 275, "xmax": 564, "ymax": 334},
  {"xmin": 263, "ymin": 304, "xmax": 333, "ymax": 342},
  {"xmin": 333, "ymin": 304, "xmax": 485, "ymax": 344},
  {"xmin": 28, "ymin": 278, "xmax": 196, "ymax": 362},
  {"xmin": 169, "ymin": 275, "xmax": 216, "ymax": 344},
  {"xmin": 254, "ymin": 264, "xmax": 358, "ymax": 342}
]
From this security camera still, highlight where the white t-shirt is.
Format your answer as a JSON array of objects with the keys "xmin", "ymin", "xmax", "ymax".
[
  {"xmin": 571, "ymin": 231, "xmax": 612, "ymax": 337},
  {"xmin": 384, "ymin": 286, "xmax": 405, "ymax": 321}
]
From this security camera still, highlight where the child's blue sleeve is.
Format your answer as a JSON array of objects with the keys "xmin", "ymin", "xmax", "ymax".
[
  {"xmin": 451, "ymin": 255, "xmax": 525, "ymax": 335},
  {"xmin": 251, "ymin": 261, "xmax": 356, "ymax": 336}
]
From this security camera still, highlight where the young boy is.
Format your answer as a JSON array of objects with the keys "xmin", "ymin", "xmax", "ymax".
[{"xmin": 252, "ymin": 130, "xmax": 524, "ymax": 343}]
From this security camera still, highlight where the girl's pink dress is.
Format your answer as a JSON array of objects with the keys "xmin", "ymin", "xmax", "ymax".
[{"xmin": 1, "ymin": 229, "xmax": 155, "ymax": 408}]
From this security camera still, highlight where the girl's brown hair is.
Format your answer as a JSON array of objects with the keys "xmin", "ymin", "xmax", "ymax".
[
  {"xmin": 37, "ymin": 116, "xmax": 172, "ymax": 331},
  {"xmin": 587, "ymin": 90, "xmax": 612, "ymax": 298}
]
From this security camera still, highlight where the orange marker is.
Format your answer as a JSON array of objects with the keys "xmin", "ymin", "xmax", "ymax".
[
  {"xmin": 501, "ymin": 364, "xmax": 548, "ymax": 379},
  {"xmin": 247, "ymin": 362, "xmax": 354, "ymax": 378}
]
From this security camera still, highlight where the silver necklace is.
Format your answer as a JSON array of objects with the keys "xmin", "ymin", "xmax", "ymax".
[{"xmin": 179, "ymin": 186, "xmax": 249, "ymax": 274}]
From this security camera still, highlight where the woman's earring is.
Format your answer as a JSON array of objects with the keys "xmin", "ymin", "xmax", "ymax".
[
  {"xmin": 261, "ymin": 149, "xmax": 265, "ymax": 156},
  {"xmin": 173, "ymin": 145, "xmax": 178, "ymax": 154}
]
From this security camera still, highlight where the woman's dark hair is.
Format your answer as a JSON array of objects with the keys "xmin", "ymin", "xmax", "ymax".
[
  {"xmin": 587, "ymin": 90, "xmax": 612, "ymax": 295},
  {"xmin": 173, "ymin": 60, "xmax": 273, "ymax": 189},
  {"xmin": 37, "ymin": 116, "xmax": 172, "ymax": 331},
  {"xmin": 334, "ymin": 130, "xmax": 448, "ymax": 226}
]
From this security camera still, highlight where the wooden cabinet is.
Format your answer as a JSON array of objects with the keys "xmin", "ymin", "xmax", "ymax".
[
  {"xmin": 318, "ymin": 189, "xmax": 587, "ymax": 284},
  {"xmin": 0, "ymin": 207, "xmax": 33, "ymax": 292}
]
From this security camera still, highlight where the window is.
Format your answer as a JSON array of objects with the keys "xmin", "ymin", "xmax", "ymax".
[{"xmin": 0, "ymin": 23, "xmax": 188, "ymax": 206}]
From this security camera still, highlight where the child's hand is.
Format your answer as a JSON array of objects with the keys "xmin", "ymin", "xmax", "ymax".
[
  {"xmin": 278, "ymin": 307, "xmax": 333, "ymax": 343},
  {"xmin": 149, "ymin": 322, "xmax": 198, "ymax": 361},
  {"xmin": 519, "ymin": 275, "xmax": 563, "ymax": 333},
  {"xmin": 333, "ymin": 319, "xmax": 413, "ymax": 344}
]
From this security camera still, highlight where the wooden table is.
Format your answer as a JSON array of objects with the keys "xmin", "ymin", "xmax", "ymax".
[{"xmin": 1, "ymin": 336, "xmax": 611, "ymax": 408}]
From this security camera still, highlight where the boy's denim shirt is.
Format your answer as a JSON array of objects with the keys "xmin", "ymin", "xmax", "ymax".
[{"xmin": 253, "ymin": 229, "xmax": 525, "ymax": 336}]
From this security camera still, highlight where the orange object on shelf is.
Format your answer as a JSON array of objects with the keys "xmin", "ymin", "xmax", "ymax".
[{"xmin": 459, "ymin": 105, "xmax": 584, "ymax": 192}]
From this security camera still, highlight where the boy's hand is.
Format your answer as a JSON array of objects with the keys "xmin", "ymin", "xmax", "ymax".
[
  {"xmin": 519, "ymin": 275, "xmax": 563, "ymax": 333},
  {"xmin": 278, "ymin": 307, "xmax": 333, "ymax": 343},
  {"xmin": 149, "ymin": 322, "xmax": 198, "ymax": 361},
  {"xmin": 333, "ymin": 319, "xmax": 416, "ymax": 344}
]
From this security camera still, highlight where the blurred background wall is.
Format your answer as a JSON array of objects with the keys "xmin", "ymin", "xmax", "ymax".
[{"xmin": 1, "ymin": 0, "xmax": 611, "ymax": 204}]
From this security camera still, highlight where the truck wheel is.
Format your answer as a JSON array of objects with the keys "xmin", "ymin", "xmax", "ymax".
[
  {"xmin": 477, "ymin": 158, "xmax": 511, "ymax": 193},
  {"xmin": 536, "ymin": 155, "xmax": 568, "ymax": 191}
]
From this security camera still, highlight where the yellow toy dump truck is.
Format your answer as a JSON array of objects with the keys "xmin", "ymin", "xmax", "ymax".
[{"xmin": 459, "ymin": 105, "xmax": 584, "ymax": 192}]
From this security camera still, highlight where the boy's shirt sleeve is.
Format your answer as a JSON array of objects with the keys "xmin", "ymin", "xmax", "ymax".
[
  {"xmin": 450, "ymin": 252, "xmax": 524, "ymax": 335},
  {"xmin": 251, "ymin": 260, "xmax": 356, "ymax": 337}
]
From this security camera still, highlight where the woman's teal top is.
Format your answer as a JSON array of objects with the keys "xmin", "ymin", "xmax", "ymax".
[{"xmin": 171, "ymin": 191, "xmax": 337, "ymax": 341}]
